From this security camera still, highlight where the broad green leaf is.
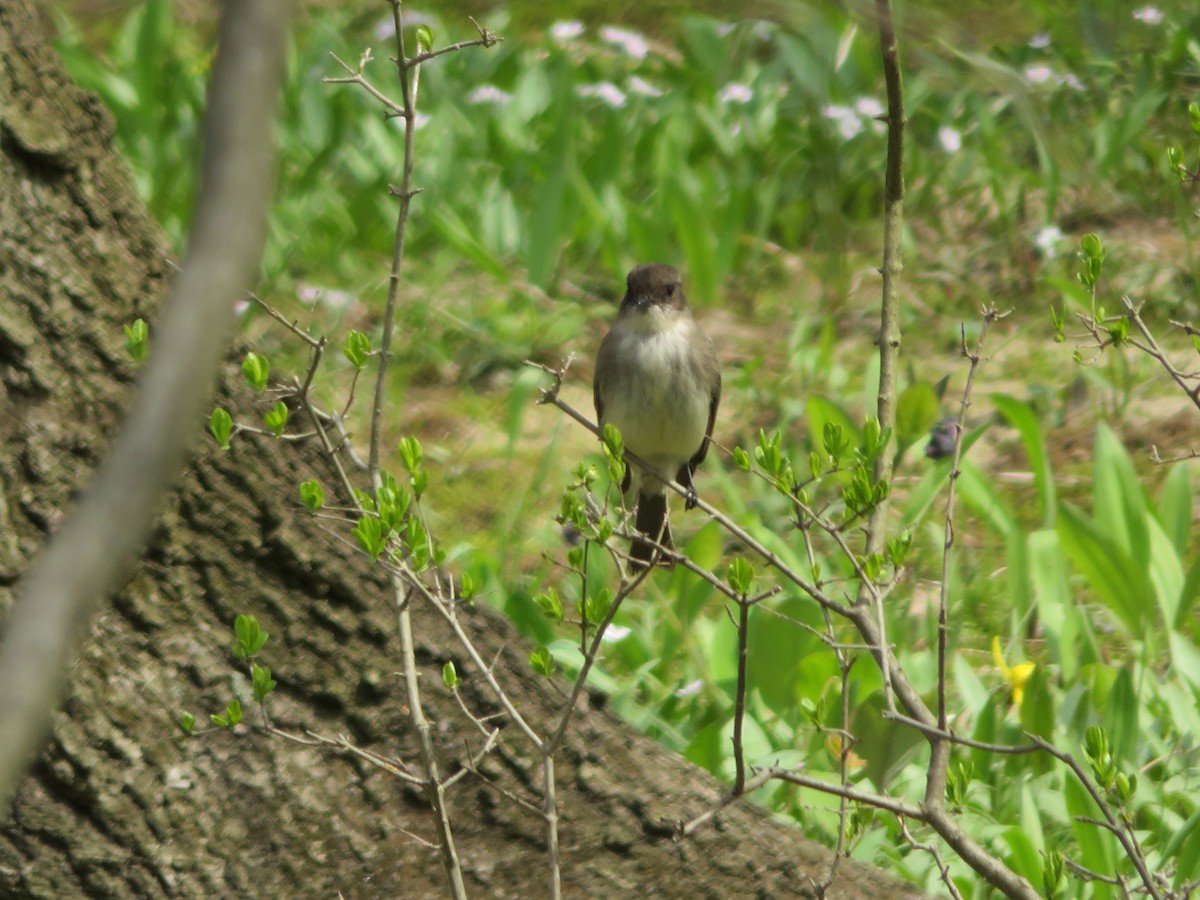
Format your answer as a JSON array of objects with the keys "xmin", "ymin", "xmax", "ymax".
[
  {"xmin": 1092, "ymin": 423, "xmax": 1149, "ymax": 565},
  {"xmin": 1169, "ymin": 632, "xmax": 1200, "ymax": 690},
  {"xmin": 1017, "ymin": 666, "xmax": 1054, "ymax": 774},
  {"xmin": 952, "ymin": 652, "xmax": 989, "ymax": 715},
  {"xmin": 1156, "ymin": 463, "xmax": 1192, "ymax": 557},
  {"xmin": 1103, "ymin": 668, "xmax": 1137, "ymax": 765},
  {"xmin": 1001, "ymin": 825, "xmax": 1040, "ymax": 884},
  {"xmin": 1178, "ymin": 557, "xmax": 1200, "ymax": 629},
  {"xmin": 1057, "ymin": 503, "xmax": 1149, "ymax": 636},
  {"xmin": 1165, "ymin": 804, "xmax": 1200, "ymax": 885},
  {"xmin": 958, "ymin": 457, "xmax": 1017, "ymax": 537},
  {"xmin": 894, "ymin": 382, "xmax": 939, "ymax": 451},
  {"xmin": 1027, "ymin": 529, "xmax": 1078, "ymax": 681},
  {"xmin": 992, "ymin": 393, "xmax": 1054, "ymax": 526},
  {"xmin": 747, "ymin": 598, "xmax": 825, "ymax": 715},
  {"xmin": 1146, "ymin": 513, "xmax": 1184, "ymax": 628}
]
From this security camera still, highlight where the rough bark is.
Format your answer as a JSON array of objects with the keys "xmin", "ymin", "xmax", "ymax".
[{"xmin": 0, "ymin": 3, "xmax": 927, "ymax": 897}]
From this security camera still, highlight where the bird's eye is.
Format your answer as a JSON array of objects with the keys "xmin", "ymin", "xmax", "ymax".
[{"xmin": 666, "ymin": 282, "xmax": 679, "ymax": 297}]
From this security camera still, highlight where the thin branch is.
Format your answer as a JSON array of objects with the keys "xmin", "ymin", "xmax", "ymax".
[
  {"xmin": 257, "ymin": 724, "xmax": 424, "ymax": 785},
  {"xmin": 899, "ymin": 818, "xmax": 964, "ymax": 900},
  {"xmin": 546, "ymin": 564, "xmax": 654, "ymax": 755},
  {"xmin": 677, "ymin": 769, "xmax": 777, "ymax": 837},
  {"xmin": 927, "ymin": 305, "xmax": 1006, "ymax": 808},
  {"xmin": 731, "ymin": 595, "xmax": 751, "ymax": 795},
  {"xmin": 402, "ymin": 18, "xmax": 501, "ymax": 68}
]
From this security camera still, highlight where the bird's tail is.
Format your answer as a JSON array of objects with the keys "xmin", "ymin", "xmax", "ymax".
[{"xmin": 631, "ymin": 492, "xmax": 671, "ymax": 569}]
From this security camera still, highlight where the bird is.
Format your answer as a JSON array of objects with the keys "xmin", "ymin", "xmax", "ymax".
[{"xmin": 593, "ymin": 263, "xmax": 721, "ymax": 568}]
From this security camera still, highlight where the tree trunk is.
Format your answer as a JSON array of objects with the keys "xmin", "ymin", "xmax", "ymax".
[{"xmin": 0, "ymin": 2, "xmax": 926, "ymax": 896}]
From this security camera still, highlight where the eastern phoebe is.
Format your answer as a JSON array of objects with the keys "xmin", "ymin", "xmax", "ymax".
[{"xmin": 593, "ymin": 263, "xmax": 721, "ymax": 568}]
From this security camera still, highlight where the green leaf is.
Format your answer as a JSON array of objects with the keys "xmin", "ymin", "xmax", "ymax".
[
  {"xmin": 124, "ymin": 318, "xmax": 149, "ymax": 362},
  {"xmin": 529, "ymin": 646, "xmax": 555, "ymax": 678},
  {"xmin": 534, "ymin": 588, "xmax": 564, "ymax": 622},
  {"xmin": 1017, "ymin": 667, "xmax": 1054, "ymax": 775},
  {"xmin": 1027, "ymin": 530, "xmax": 1079, "ymax": 681},
  {"xmin": 894, "ymin": 382, "xmax": 938, "ymax": 452},
  {"xmin": 442, "ymin": 660, "xmax": 459, "ymax": 689},
  {"xmin": 251, "ymin": 663, "xmax": 277, "ymax": 701},
  {"xmin": 1057, "ymin": 503, "xmax": 1149, "ymax": 636},
  {"xmin": 806, "ymin": 396, "xmax": 860, "ymax": 464},
  {"xmin": 957, "ymin": 458, "xmax": 1017, "ymax": 537},
  {"xmin": 458, "ymin": 572, "xmax": 477, "ymax": 602},
  {"xmin": 398, "ymin": 436, "xmax": 423, "ymax": 473},
  {"xmin": 242, "ymin": 352, "xmax": 269, "ymax": 392},
  {"xmin": 177, "ymin": 711, "xmax": 196, "ymax": 735},
  {"xmin": 353, "ymin": 515, "xmax": 385, "ymax": 561},
  {"xmin": 209, "ymin": 407, "xmax": 233, "ymax": 450},
  {"xmin": 991, "ymin": 394, "xmax": 1055, "ymax": 527},
  {"xmin": 299, "ymin": 479, "xmax": 325, "ymax": 511},
  {"xmin": 343, "ymin": 330, "xmax": 371, "ymax": 369},
  {"xmin": 1103, "ymin": 668, "xmax": 1137, "ymax": 765},
  {"xmin": 415, "ymin": 24, "xmax": 434, "ymax": 54},
  {"xmin": 211, "ymin": 699, "xmax": 243, "ymax": 729},
  {"xmin": 233, "ymin": 614, "xmax": 268, "ymax": 659},
  {"xmin": 1092, "ymin": 423, "xmax": 1148, "ymax": 563},
  {"xmin": 726, "ymin": 558, "xmax": 754, "ymax": 595},
  {"xmin": 1157, "ymin": 463, "xmax": 1192, "ymax": 558},
  {"xmin": 263, "ymin": 401, "xmax": 289, "ymax": 437}
]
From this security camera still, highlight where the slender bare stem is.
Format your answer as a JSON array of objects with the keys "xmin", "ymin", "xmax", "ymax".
[
  {"xmin": 927, "ymin": 307, "xmax": 1004, "ymax": 807},
  {"xmin": 731, "ymin": 595, "xmax": 751, "ymax": 795}
]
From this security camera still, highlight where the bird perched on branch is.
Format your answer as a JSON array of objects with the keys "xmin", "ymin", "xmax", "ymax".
[{"xmin": 593, "ymin": 263, "xmax": 721, "ymax": 568}]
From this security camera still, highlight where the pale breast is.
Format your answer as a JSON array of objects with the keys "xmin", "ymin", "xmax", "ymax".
[{"xmin": 598, "ymin": 317, "xmax": 712, "ymax": 468}]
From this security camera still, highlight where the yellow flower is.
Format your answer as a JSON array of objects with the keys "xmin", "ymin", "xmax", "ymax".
[{"xmin": 991, "ymin": 636, "xmax": 1036, "ymax": 707}]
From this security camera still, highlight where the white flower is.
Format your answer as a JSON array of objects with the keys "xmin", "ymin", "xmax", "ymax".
[
  {"xmin": 601, "ymin": 625, "xmax": 631, "ymax": 643},
  {"xmin": 1133, "ymin": 6, "xmax": 1164, "ymax": 24},
  {"xmin": 467, "ymin": 85, "xmax": 512, "ymax": 105},
  {"xmin": 855, "ymin": 96, "xmax": 885, "ymax": 118},
  {"xmin": 233, "ymin": 299, "xmax": 250, "ymax": 318},
  {"xmin": 1034, "ymin": 225, "xmax": 1064, "ymax": 257},
  {"xmin": 718, "ymin": 83, "xmax": 754, "ymax": 105},
  {"xmin": 550, "ymin": 20, "xmax": 585, "ymax": 41},
  {"xmin": 823, "ymin": 105, "xmax": 864, "ymax": 140},
  {"xmin": 1023, "ymin": 64, "xmax": 1055, "ymax": 85},
  {"xmin": 938, "ymin": 126, "xmax": 962, "ymax": 153},
  {"xmin": 627, "ymin": 75, "xmax": 663, "ymax": 97},
  {"xmin": 674, "ymin": 679, "xmax": 704, "ymax": 698},
  {"xmin": 577, "ymin": 82, "xmax": 627, "ymax": 108},
  {"xmin": 600, "ymin": 26, "xmax": 649, "ymax": 60},
  {"xmin": 1028, "ymin": 32, "xmax": 1051, "ymax": 49}
]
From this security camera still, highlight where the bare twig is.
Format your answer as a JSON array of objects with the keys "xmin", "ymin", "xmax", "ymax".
[
  {"xmin": 927, "ymin": 306, "xmax": 1006, "ymax": 808},
  {"xmin": 899, "ymin": 818, "xmax": 964, "ymax": 900},
  {"xmin": 731, "ymin": 594, "xmax": 751, "ymax": 795}
]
